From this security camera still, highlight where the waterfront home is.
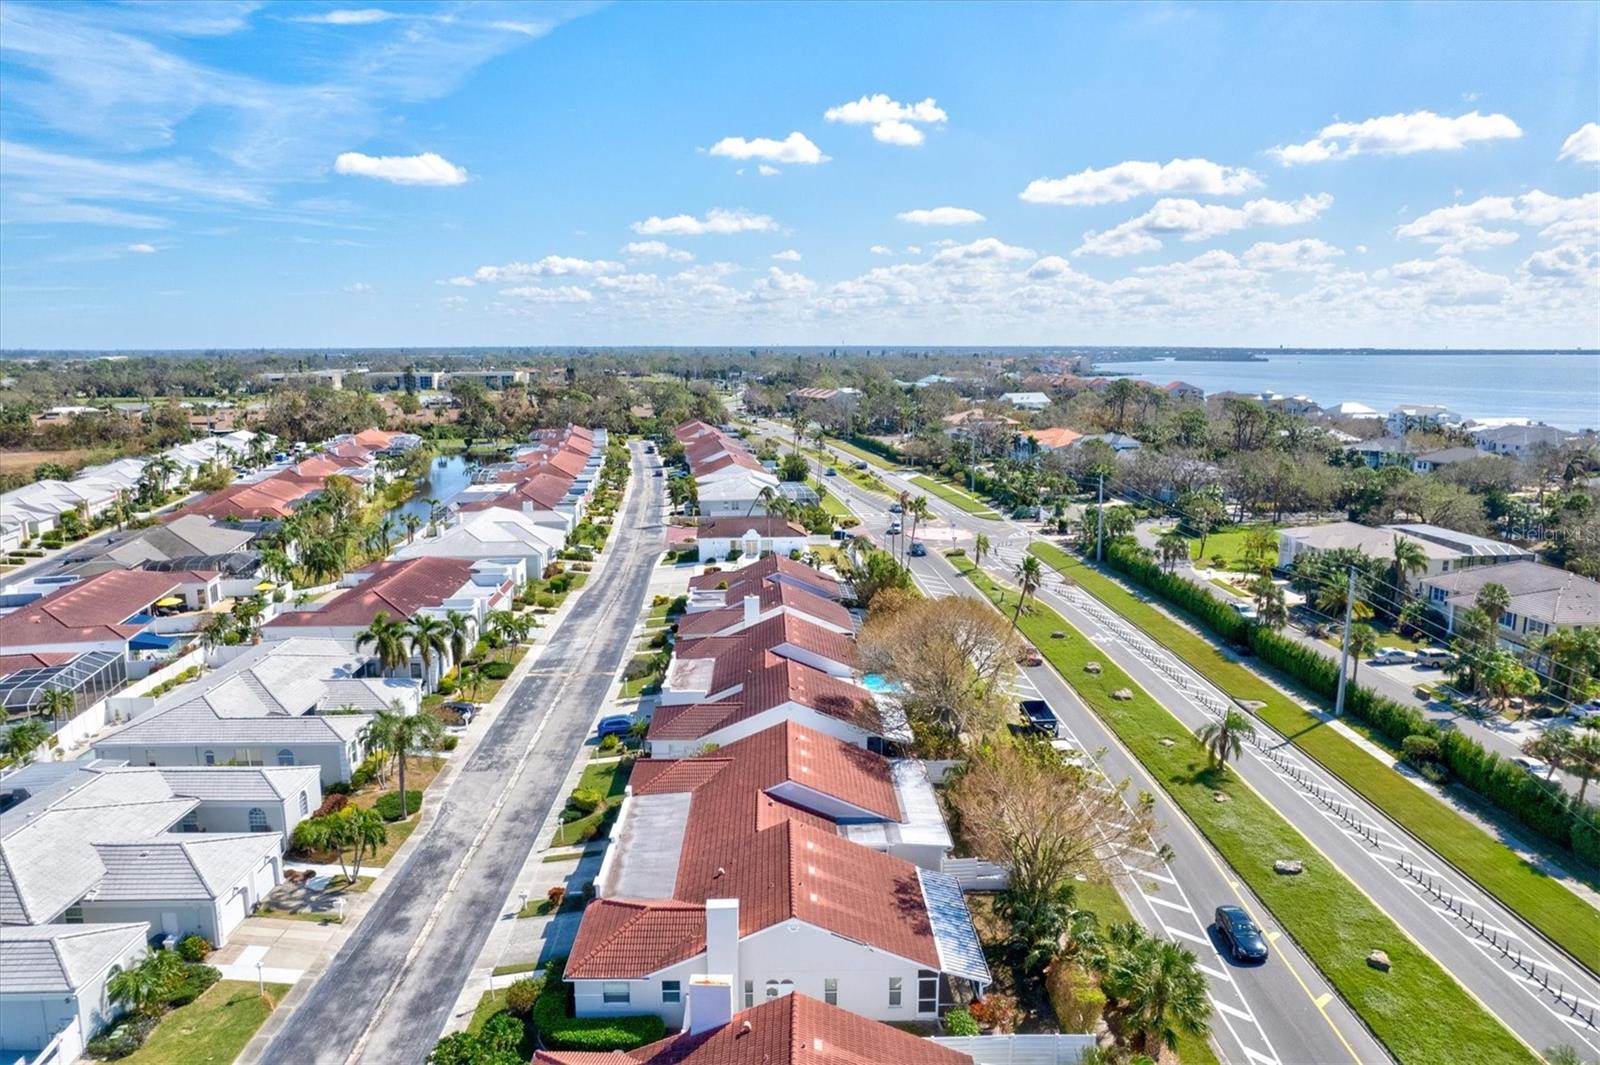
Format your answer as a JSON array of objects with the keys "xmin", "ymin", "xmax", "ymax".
[
  {"xmin": 1471, "ymin": 422, "xmax": 1576, "ymax": 460},
  {"xmin": 1419, "ymin": 561, "xmax": 1600, "ymax": 654}
]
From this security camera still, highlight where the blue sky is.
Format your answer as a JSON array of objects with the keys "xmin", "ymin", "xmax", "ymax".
[{"xmin": 1, "ymin": 0, "xmax": 1596, "ymax": 349}]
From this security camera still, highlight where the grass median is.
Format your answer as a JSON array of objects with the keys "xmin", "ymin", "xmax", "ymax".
[
  {"xmin": 909, "ymin": 474, "xmax": 1003, "ymax": 519},
  {"xmin": 950, "ymin": 555, "xmax": 1533, "ymax": 1065},
  {"xmin": 1028, "ymin": 541, "xmax": 1600, "ymax": 974},
  {"xmin": 822, "ymin": 434, "xmax": 900, "ymax": 471}
]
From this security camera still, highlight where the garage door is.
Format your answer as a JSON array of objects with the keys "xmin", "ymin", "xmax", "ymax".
[
  {"xmin": 252, "ymin": 857, "xmax": 278, "ymax": 901},
  {"xmin": 219, "ymin": 888, "xmax": 248, "ymax": 941}
]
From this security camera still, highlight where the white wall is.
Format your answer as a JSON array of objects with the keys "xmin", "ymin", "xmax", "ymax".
[{"xmin": 94, "ymin": 740, "xmax": 354, "ymax": 787}]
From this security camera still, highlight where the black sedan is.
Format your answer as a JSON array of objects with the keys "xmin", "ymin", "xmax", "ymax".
[{"xmin": 1214, "ymin": 905, "xmax": 1269, "ymax": 963}]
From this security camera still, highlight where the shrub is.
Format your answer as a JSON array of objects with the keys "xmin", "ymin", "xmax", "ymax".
[
  {"xmin": 176, "ymin": 935, "xmax": 212, "ymax": 963},
  {"xmin": 966, "ymin": 993, "xmax": 1019, "ymax": 1034},
  {"xmin": 599, "ymin": 734, "xmax": 619, "ymax": 752},
  {"xmin": 567, "ymin": 788, "xmax": 603, "ymax": 815},
  {"xmin": 506, "ymin": 976, "xmax": 543, "ymax": 1016},
  {"xmin": 481, "ymin": 661, "xmax": 513, "ymax": 680},
  {"xmin": 548, "ymin": 885, "xmax": 567, "ymax": 906},
  {"xmin": 1402, "ymin": 734, "xmax": 1441, "ymax": 766},
  {"xmin": 167, "ymin": 963, "xmax": 221, "ymax": 1008},
  {"xmin": 1046, "ymin": 960, "xmax": 1105, "ymax": 1033},
  {"xmin": 435, "ymin": 678, "xmax": 457, "ymax": 696},
  {"xmin": 350, "ymin": 751, "xmax": 386, "ymax": 790},
  {"xmin": 374, "ymin": 789, "xmax": 424, "ymax": 822},
  {"xmin": 439, "ymin": 735, "xmax": 459, "ymax": 751},
  {"xmin": 943, "ymin": 1008, "xmax": 980, "ymax": 1036},
  {"xmin": 86, "ymin": 1015, "xmax": 158, "ymax": 1060},
  {"xmin": 314, "ymin": 793, "xmax": 351, "ymax": 818},
  {"xmin": 536, "ymin": 593, "xmax": 558, "ymax": 609},
  {"xmin": 323, "ymin": 781, "xmax": 353, "ymax": 796},
  {"xmin": 532, "ymin": 972, "xmax": 664, "ymax": 1051}
]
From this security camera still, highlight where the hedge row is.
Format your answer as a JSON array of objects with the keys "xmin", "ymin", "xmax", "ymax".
[
  {"xmin": 1103, "ymin": 539, "xmax": 1600, "ymax": 866},
  {"xmin": 533, "ymin": 960, "xmax": 665, "ymax": 1051},
  {"xmin": 842, "ymin": 432, "xmax": 904, "ymax": 464}
]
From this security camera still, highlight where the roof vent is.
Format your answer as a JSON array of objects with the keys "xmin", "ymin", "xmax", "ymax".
[
  {"xmin": 714, "ymin": 866, "xmax": 725, "ymax": 878},
  {"xmin": 740, "ymin": 1021, "xmax": 753, "ymax": 1035}
]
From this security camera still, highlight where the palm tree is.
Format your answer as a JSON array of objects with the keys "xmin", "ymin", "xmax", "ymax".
[
  {"xmin": 425, "ymin": 497, "xmax": 442, "ymax": 535},
  {"xmin": 366, "ymin": 703, "xmax": 445, "ymax": 819},
  {"xmin": 1388, "ymin": 535, "xmax": 1429, "ymax": 614},
  {"xmin": 1110, "ymin": 937, "xmax": 1212, "ymax": 1054},
  {"xmin": 1475, "ymin": 582, "xmax": 1511, "ymax": 628},
  {"xmin": 442, "ymin": 610, "xmax": 474, "ymax": 675},
  {"xmin": 1348, "ymin": 622, "xmax": 1379, "ymax": 685},
  {"xmin": 109, "ymin": 950, "xmax": 188, "ymax": 1019},
  {"xmin": 38, "ymin": 686, "xmax": 75, "ymax": 727},
  {"xmin": 407, "ymin": 614, "xmax": 451, "ymax": 688},
  {"xmin": 907, "ymin": 495, "xmax": 930, "ymax": 553},
  {"xmin": 356, "ymin": 612, "xmax": 410, "ymax": 676},
  {"xmin": 973, "ymin": 533, "xmax": 990, "ymax": 569},
  {"xmin": 1012, "ymin": 554, "xmax": 1043, "ymax": 630},
  {"xmin": 200, "ymin": 612, "xmax": 235, "ymax": 654},
  {"xmin": 1156, "ymin": 530, "xmax": 1188, "ymax": 573},
  {"xmin": 1250, "ymin": 576, "xmax": 1288, "ymax": 630},
  {"xmin": 5, "ymin": 720, "xmax": 50, "ymax": 764},
  {"xmin": 1567, "ymin": 731, "xmax": 1600, "ymax": 803},
  {"xmin": 485, "ymin": 610, "xmax": 519, "ymax": 660},
  {"xmin": 402, "ymin": 513, "xmax": 423, "ymax": 545},
  {"xmin": 1315, "ymin": 573, "xmax": 1372, "ymax": 624},
  {"xmin": 1196, "ymin": 710, "xmax": 1256, "ymax": 771}
]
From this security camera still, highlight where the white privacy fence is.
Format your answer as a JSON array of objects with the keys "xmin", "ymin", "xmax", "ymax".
[
  {"xmin": 930, "ymin": 1034, "xmax": 1096, "ymax": 1064},
  {"xmin": 940, "ymin": 856, "xmax": 1009, "ymax": 890}
]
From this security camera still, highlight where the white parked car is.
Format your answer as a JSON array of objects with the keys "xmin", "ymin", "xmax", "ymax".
[
  {"xmin": 1570, "ymin": 702, "xmax": 1600, "ymax": 722},
  {"xmin": 1415, "ymin": 648, "xmax": 1452, "ymax": 668},
  {"xmin": 1370, "ymin": 648, "xmax": 1415, "ymax": 665},
  {"xmin": 1513, "ymin": 756, "xmax": 1551, "ymax": 777}
]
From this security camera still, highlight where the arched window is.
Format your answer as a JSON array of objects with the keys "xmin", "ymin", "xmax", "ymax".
[
  {"xmin": 764, "ymin": 980, "xmax": 780, "ymax": 1000},
  {"xmin": 203, "ymin": 750, "xmax": 216, "ymax": 766},
  {"xmin": 276, "ymin": 748, "xmax": 295, "ymax": 766},
  {"xmin": 247, "ymin": 807, "xmax": 269, "ymax": 832},
  {"xmin": 299, "ymin": 792, "xmax": 309, "ymax": 817}
]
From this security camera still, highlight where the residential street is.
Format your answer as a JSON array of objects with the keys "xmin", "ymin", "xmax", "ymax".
[
  {"xmin": 762, "ymin": 417, "xmax": 1600, "ymax": 1062},
  {"xmin": 253, "ymin": 442, "xmax": 663, "ymax": 1065}
]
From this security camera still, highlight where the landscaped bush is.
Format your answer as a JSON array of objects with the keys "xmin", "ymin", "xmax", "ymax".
[
  {"xmin": 350, "ymin": 751, "xmax": 387, "ymax": 790},
  {"xmin": 481, "ymin": 661, "xmax": 513, "ymax": 680},
  {"xmin": 374, "ymin": 789, "xmax": 424, "ymax": 822},
  {"xmin": 506, "ymin": 976, "xmax": 543, "ymax": 1016},
  {"xmin": 598, "ymin": 733, "xmax": 619, "ymax": 752},
  {"xmin": 943, "ymin": 1008, "xmax": 980, "ymax": 1036},
  {"xmin": 176, "ymin": 935, "xmax": 212, "ymax": 963},
  {"xmin": 532, "ymin": 964, "xmax": 664, "ymax": 1051},
  {"xmin": 439, "ymin": 735, "xmax": 459, "ymax": 751},
  {"xmin": 435, "ymin": 677, "xmax": 457, "ymax": 696},
  {"xmin": 86, "ymin": 1015, "xmax": 158, "ymax": 1059},
  {"xmin": 323, "ymin": 781, "xmax": 352, "ymax": 796},
  {"xmin": 314, "ymin": 793, "xmax": 351, "ymax": 818},
  {"xmin": 166, "ymin": 963, "xmax": 220, "ymax": 1008},
  {"xmin": 1046, "ymin": 960, "xmax": 1105, "ymax": 1034},
  {"xmin": 1402, "ymin": 734, "xmax": 1441, "ymax": 767},
  {"xmin": 567, "ymin": 788, "xmax": 603, "ymax": 815},
  {"xmin": 536, "ymin": 593, "xmax": 558, "ymax": 609}
]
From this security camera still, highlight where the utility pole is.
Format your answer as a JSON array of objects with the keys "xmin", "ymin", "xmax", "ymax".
[
  {"xmin": 1095, "ymin": 472, "xmax": 1105, "ymax": 562},
  {"xmin": 1334, "ymin": 566, "xmax": 1357, "ymax": 717}
]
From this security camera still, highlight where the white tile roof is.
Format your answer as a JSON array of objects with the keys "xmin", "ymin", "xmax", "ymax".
[
  {"xmin": 90, "ymin": 833, "xmax": 280, "ymax": 902},
  {"xmin": 151, "ymin": 765, "xmax": 321, "ymax": 804},
  {"xmin": 0, "ymin": 922, "xmax": 147, "ymax": 993}
]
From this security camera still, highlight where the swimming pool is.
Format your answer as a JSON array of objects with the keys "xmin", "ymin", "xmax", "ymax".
[{"xmin": 862, "ymin": 673, "xmax": 902, "ymax": 694}]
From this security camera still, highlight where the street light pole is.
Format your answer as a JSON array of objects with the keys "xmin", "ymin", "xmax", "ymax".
[
  {"xmin": 1334, "ymin": 567, "xmax": 1357, "ymax": 717},
  {"xmin": 1095, "ymin": 473, "xmax": 1105, "ymax": 562}
]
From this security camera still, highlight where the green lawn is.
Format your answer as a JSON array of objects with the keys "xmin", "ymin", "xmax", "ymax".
[
  {"xmin": 492, "ymin": 961, "xmax": 540, "ymax": 977},
  {"xmin": 811, "ymin": 480, "xmax": 852, "ymax": 517},
  {"xmin": 123, "ymin": 981, "xmax": 291, "ymax": 1065},
  {"xmin": 620, "ymin": 656, "xmax": 664, "ymax": 699},
  {"xmin": 1029, "ymin": 541, "xmax": 1600, "ymax": 973},
  {"xmin": 1187, "ymin": 524, "xmax": 1279, "ymax": 572},
  {"xmin": 822, "ymin": 435, "xmax": 900, "ymax": 471},
  {"xmin": 951, "ymin": 556, "xmax": 1533, "ymax": 1065},
  {"xmin": 909, "ymin": 475, "xmax": 1002, "ymax": 519}
]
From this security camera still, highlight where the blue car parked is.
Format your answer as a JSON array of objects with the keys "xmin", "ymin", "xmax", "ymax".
[{"xmin": 596, "ymin": 715, "xmax": 635, "ymax": 740}]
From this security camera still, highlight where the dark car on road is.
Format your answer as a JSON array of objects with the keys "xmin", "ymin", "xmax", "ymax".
[
  {"xmin": 1214, "ymin": 905, "xmax": 1269, "ymax": 962},
  {"xmin": 909, "ymin": 541, "xmax": 927, "ymax": 557},
  {"xmin": 596, "ymin": 715, "xmax": 635, "ymax": 740}
]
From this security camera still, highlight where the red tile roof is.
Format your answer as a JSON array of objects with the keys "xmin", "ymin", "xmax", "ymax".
[
  {"xmin": 678, "ymin": 613, "xmax": 859, "ymax": 673},
  {"xmin": 648, "ymin": 655, "xmax": 872, "ymax": 741},
  {"xmin": 0, "ymin": 652, "xmax": 78, "ymax": 676},
  {"xmin": 673, "ymin": 583, "xmax": 853, "ymax": 638},
  {"xmin": 536, "ymin": 993, "xmax": 972, "ymax": 1064},
  {"xmin": 0, "ymin": 571, "xmax": 188, "ymax": 646},
  {"xmin": 688, "ymin": 557, "xmax": 841, "ymax": 601},
  {"xmin": 266, "ymin": 557, "xmax": 477, "ymax": 628},
  {"xmin": 694, "ymin": 518, "xmax": 809, "ymax": 541},
  {"xmin": 169, "ymin": 471, "xmax": 324, "ymax": 520}
]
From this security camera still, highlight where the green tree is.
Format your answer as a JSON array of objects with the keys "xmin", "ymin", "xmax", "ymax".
[
  {"xmin": 402, "ymin": 513, "xmax": 423, "ymax": 544},
  {"xmin": 297, "ymin": 806, "xmax": 388, "ymax": 883},
  {"xmin": 39, "ymin": 685, "xmax": 76, "ymax": 727},
  {"xmin": 1566, "ymin": 731, "xmax": 1600, "ymax": 803},
  {"xmin": 840, "ymin": 546, "xmax": 913, "ymax": 611},
  {"xmin": 973, "ymin": 532, "xmax": 990, "ymax": 568},
  {"xmin": 108, "ymin": 950, "xmax": 188, "ymax": 1019},
  {"xmin": 778, "ymin": 452, "xmax": 810, "ymax": 482},
  {"xmin": 1475, "ymin": 582, "xmax": 1511, "ymax": 626},
  {"xmin": 1481, "ymin": 649, "xmax": 1540, "ymax": 717},
  {"xmin": 1156, "ymin": 530, "xmax": 1188, "ymax": 573},
  {"xmin": 1387, "ymin": 535, "xmax": 1430, "ymax": 615},
  {"xmin": 1012, "ymin": 554, "xmax": 1044, "ymax": 630},
  {"xmin": 1095, "ymin": 923, "xmax": 1211, "ymax": 1054},
  {"xmin": 442, "ymin": 610, "xmax": 474, "ymax": 674},
  {"xmin": 5, "ymin": 719, "xmax": 50, "ymax": 764},
  {"xmin": 1315, "ymin": 573, "xmax": 1373, "ymax": 624},
  {"xmin": 1250, "ymin": 576, "xmax": 1288, "ymax": 630},
  {"xmin": 408, "ymin": 613, "xmax": 451, "ymax": 687},
  {"xmin": 907, "ymin": 495, "xmax": 931, "ymax": 555},
  {"xmin": 1348, "ymin": 622, "xmax": 1379, "ymax": 685},
  {"xmin": 356, "ymin": 612, "xmax": 410, "ymax": 676},
  {"xmin": 1176, "ymin": 490, "xmax": 1227, "ymax": 559},
  {"xmin": 366, "ymin": 703, "xmax": 445, "ymax": 819},
  {"xmin": 1196, "ymin": 710, "xmax": 1256, "ymax": 772}
]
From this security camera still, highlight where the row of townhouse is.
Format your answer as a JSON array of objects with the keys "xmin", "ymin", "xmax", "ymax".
[
  {"xmin": 0, "ymin": 756, "xmax": 322, "ymax": 1063},
  {"xmin": 1277, "ymin": 521, "xmax": 1535, "ymax": 588},
  {"xmin": 1, "ymin": 430, "xmax": 272, "ymax": 551},
  {"xmin": 675, "ymin": 420, "xmax": 780, "ymax": 518},
  {"xmin": 447, "ymin": 424, "xmax": 607, "ymax": 545},
  {"xmin": 565, "ymin": 553, "xmax": 995, "ymax": 1061}
]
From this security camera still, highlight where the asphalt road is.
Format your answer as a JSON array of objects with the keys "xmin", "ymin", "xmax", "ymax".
[
  {"xmin": 762, "ymin": 417, "xmax": 1600, "ymax": 1062},
  {"xmin": 781, "ymin": 430, "xmax": 1385, "ymax": 1065},
  {"xmin": 256, "ymin": 442, "xmax": 664, "ymax": 1065},
  {"xmin": 1132, "ymin": 523, "xmax": 1585, "ymax": 798}
]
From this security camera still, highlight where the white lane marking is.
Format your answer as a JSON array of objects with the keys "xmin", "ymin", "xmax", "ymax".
[{"xmin": 1143, "ymin": 893, "xmax": 1196, "ymax": 915}]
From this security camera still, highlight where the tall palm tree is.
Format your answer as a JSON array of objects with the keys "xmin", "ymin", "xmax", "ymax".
[
  {"xmin": 1475, "ymin": 582, "xmax": 1511, "ymax": 628},
  {"xmin": 442, "ymin": 610, "xmax": 474, "ymax": 675},
  {"xmin": 1348, "ymin": 623, "xmax": 1379, "ymax": 684},
  {"xmin": 484, "ymin": 610, "xmax": 519, "ymax": 660},
  {"xmin": 5, "ymin": 720, "xmax": 49, "ymax": 764},
  {"xmin": 39, "ymin": 686, "xmax": 75, "ymax": 727},
  {"xmin": 366, "ymin": 703, "xmax": 445, "ymax": 819},
  {"xmin": 907, "ymin": 495, "xmax": 930, "ymax": 554},
  {"xmin": 1251, "ymin": 576, "xmax": 1288, "ymax": 630},
  {"xmin": 1196, "ymin": 710, "xmax": 1256, "ymax": 771},
  {"xmin": 973, "ymin": 532, "xmax": 991, "ymax": 569},
  {"xmin": 356, "ymin": 612, "xmax": 410, "ymax": 676},
  {"xmin": 1388, "ymin": 535, "xmax": 1429, "ymax": 613},
  {"xmin": 1315, "ymin": 573, "xmax": 1372, "ymax": 624},
  {"xmin": 407, "ymin": 614, "xmax": 451, "ymax": 688},
  {"xmin": 1156, "ymin": 530, "xmax": 1189, "ymax": 573},
  {"xmin": 200, "ymin": 612, "xmax": 235, "ymax": 654},
  {"xmin": 1111, "ymin": 937, "xmax": 1212, "ymax": 1054},
  {"xmin": 1012, "ymin": 554, "xmax": 1043, "ymax": 630},
  {"xmin": 425, "ymin": 497, "xmax": 442, "ymax": 535},
  {"xmin": 1567, "ymin": 731, "xmax": 1600, "ymax": 803},
  {"xmin": 402, "ymin": 513, "xmax": 424, "ymax": 544}
]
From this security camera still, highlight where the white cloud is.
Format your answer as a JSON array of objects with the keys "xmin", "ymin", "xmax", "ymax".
[
  {"xmin": 771, "ymin": 249, "xmax": 802, "ymax": 262},
  {"xmin": 345, "ymin": 282, "xmax": 373, "ymax": 293},
  {"xmin": 825, "ymin": 94, "xmax": 946, "ymax": 147},
  {"xmin": 1523, "ymin": 243, "xmax": 1599, "ymax": 284},
  {"xmin": 707, "ymin": 131, "xmax": 829, "ymax": 165},
  {"xmin": 500, "ymin": 284, "xmax": 594, "ymax": 303},
  {"xmin": 905, "ymin": 245, "xmax": 921, "ymax": 255},
  {"xmin": 622, "ymin": 241, "xmax": 694, "ymax": 262},
  {"xmin": 291, "ymin": 9, "xmax": 398, "ymax": 25},
  {"xmin": 1020, "ymin": 158, "xmax": 1262, "ymax": 206},
  {"xmin": 333, "ymin": 150, "xmax": 467, "ymax": 186},
  {"xmin": 1076, "ymin": 194, "xmax": 1333, "ymax": 256},
  {"xmin": 126, "ymin": 242, "xmax": 157, "ymax": 253},
  {"xmin": 1241, "ymin": 238, "xmax": 1344, "ymax": 272},
  {"xmin": 1395, "ymin": 191, "xmax": 1599, "ymax": 254},
  {"xmin": 447, "ymin": 256, "xmax": 623, "ymax": 286},
  {"xmin": 870, "ymin": 245, "xmax": 894, "ymax": 256},
  {"xmin": 1270, "ymin": 109, "xmax": 1522, "ymax": 164},
  {"xmin": 897, "ymin": 206, "xmax": 986, "ymax": 226},
  {"xmin": 872, "ymin": 120, "xmax": 924, "ymax": 146},
  {"xmin": 757, "ymin": 164, "xmax": 780, "ymax": 176},
  {"xmin": 1559, "ymin": 122, "xmax": 1600, "ymax": 164},
  {"xmin": 930, "ymin": 237, "xmax": 1034, "ymax": 264},
  {"xmin": 1374, "ymin": 256, "xmax": 1512, "ymax": 306},
  {"xmin": 752, "ymin": 266, "xmax": 816, "ymax": 300},
  {"xmin": 631, "ymin": 208, "xmax": 778, "ymax": 236}
]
